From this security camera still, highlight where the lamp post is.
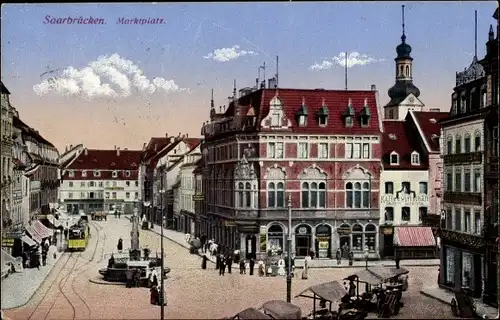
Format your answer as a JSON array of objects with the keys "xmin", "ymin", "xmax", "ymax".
[
  {"xmin": 286, "ymin": 194, "xmax": 292, "ymax": 303},
  {"xmin": 159, "ymin": 167, "xmax": 166, "ymax": 320},
  {"xmin": 364, "ymin": 247, "xmax": 369, "ymax": 270}
]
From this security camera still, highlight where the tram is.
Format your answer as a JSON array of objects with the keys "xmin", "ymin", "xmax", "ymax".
[{"xmin": 67, "ymin": 214, "xmax": 90, "ymax": 251}]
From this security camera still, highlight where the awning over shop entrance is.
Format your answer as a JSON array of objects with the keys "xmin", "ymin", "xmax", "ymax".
[
  {"xmin": 46, "ymin": 214, "xmax": 62, "ymax": 228},
  {"xmin": 1, "ymin": 249, "xmax": 17, "ymax": 265},
  {"xmin": 34, "ymin": 220, "xmax": 53, "ymax": 238},
  {"xmin": 21, "ymin": 235, "xmax": 37, "ymax": 247},
  {"xmin": 394, "ymin": 226, "xmax": 436, "ymax": 247},
  {"xmin": 25, "ymin": 225, "xmax": 43, "ymax": 244}
]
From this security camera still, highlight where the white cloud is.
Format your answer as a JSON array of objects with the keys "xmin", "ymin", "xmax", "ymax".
[
  {"xmin": 309, "ymin": 52, "xmax": 384, "ymax": 71},
  {"xmin": 33, "ymin": 53, "xmax": 189, "ymax": 99},
  {"xmin": 203, "ymin": 45, "xmax": 257, "ymax": 62}
]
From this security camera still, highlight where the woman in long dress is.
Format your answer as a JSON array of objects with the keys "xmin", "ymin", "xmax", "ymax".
[
  {"xmin": 302, "ymin": 257, "xmax": 309, "ymax": 279},
  {"xmin": 277, "ymin": 257, "xmax": 286, "ymax": 276}
]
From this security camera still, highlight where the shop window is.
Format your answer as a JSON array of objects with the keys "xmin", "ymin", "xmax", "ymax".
[
  {"xmin": 352, "ymin": 224, "xmax": 363, "ymax": 251},
  {"xmin": 364, "ymin": 224, "xmax": 376, "ymax": 251},
  {"xmin": 267, "ymin": 224, "xmax": 284, "ymax": 254},
  {"xmin": 445, "ymin": 247, "xmax": 456, "ymax": 287}
]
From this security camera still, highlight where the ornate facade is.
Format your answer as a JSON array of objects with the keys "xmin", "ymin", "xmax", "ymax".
[
  {"xmin": 201, "ymin": 86, "xmax": 383, "ymax": 260},
  {"xmin": 1, "ymin": 82, "xmax": 15, "ymax": 232}
]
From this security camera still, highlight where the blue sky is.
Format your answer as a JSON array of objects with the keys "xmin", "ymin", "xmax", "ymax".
[{"xmin": 1, "ymin": 2, "xmax": 498, "ymax": 150}]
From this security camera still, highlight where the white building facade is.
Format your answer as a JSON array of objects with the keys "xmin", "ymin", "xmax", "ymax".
[{"xmin": 177, "ymin": 145, "xmax": 201, "ymax": 235}]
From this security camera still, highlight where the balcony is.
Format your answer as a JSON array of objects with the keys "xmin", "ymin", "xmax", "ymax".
[
  {"xmin": 443, "ymin": 191, "xmax": 482, "ymax": 205},
  {"xmin": 443, "ymin": 152, "xmax": 482, "ymax": 164},
  {"xmin": 439, "ymin": 229, "xmax": 485, "ymax": 249}
]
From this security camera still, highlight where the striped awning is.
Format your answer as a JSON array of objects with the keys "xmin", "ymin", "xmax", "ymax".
[
  {"xmin": 21, "ymin": 235, "xmax": 37, "ymax": 247},
  {"xmin": 25, "ymin": 225, "xmax": 43, "ymax": 244},
  {"xmin": 47, "ymin": 214, "xmax": 62, "ymax": 228},
  {"xmin": 34, "ymin": 220, "xmax": 53, "ymax": 238},
  {"xmin": 394, "ymin": 226, "xmax": 436, "ymax": 247}
]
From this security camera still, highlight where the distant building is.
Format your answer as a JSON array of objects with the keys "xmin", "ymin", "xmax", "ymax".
[
  {"xmin": 1, "ymin": 81, "xmax": 15, "ymax": 230},
  {"xmin": 60, "ymin": 147, "xmax": 141, "ymax": 214},
  {"xmin": 201, "ymin": 86, "xmax": 383, "ymax": 260}
]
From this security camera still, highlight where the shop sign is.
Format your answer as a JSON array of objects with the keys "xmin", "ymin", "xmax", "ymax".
[
  {"xmin": 192, "ymin": 194, "xmax": 204, "ymax": 201},
  {"xmin": 4, "ymin": 231, "xmax": 24, "ymax": 239},
  {"xmin": 259, "ymin": 233, "xmax": 267, "ymax": 252},
  {"xmin": 2, "ymin": 238, "xmax": 14, "ymax": 247},
  {"xmin": 318, "ymin": 241, "xmax": 329, "ymax": 249},
  {"xmin": 106, "ymin": 187, "xmax": 124, "ymax": 191},
  {"xmin": 224, "ymin": 220, "xmax": 236, "ymax": 227},
  {"xmin": 260, "ymin": 226, "xmax": 267, "ymax": 235},
  {"xmin": 381, "ymin": 194, "xmax": 428, "ymax": 206},
  {"xmin": 337, "ymin": 226, "xmax": 351, "ymax": 235},
  {"xmin": 316, "ymin": 236, "xmax": 330, "ymax": 242}
]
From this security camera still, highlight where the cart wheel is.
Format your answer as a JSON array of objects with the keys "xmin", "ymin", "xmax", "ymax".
[{"xmin": 451, "ymin": 298, "xmax": 458, "ymax": 317}]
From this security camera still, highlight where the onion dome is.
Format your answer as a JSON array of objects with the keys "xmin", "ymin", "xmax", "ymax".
[{"xmin": 396, "ymin": 34, "xmax": 412, "ymax": 59}]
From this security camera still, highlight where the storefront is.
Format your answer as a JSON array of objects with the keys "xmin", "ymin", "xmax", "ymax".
[
  {"xmin": 394, "ymin": 226, "xmax": 437, "ymax": 260},
  {"xmin": 295, "ymin": 224, "xmax": 312, "ymax": 257},
  {"xmin": 379, "ymin": 225, "xmax": 395, "ymax": 258},
  {"xmin": 315, "ymin": 224, "xmax": 332, "ymax": 258},
  {"xmin": 441, "ymin": 245, "xmax": 483, "ymax": 298}
]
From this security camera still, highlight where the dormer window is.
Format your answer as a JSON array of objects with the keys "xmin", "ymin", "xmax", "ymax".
[
  {"xmin": 411, "ymin": 151, "xmax": 420, "ymax": 165},
  {"xmin": 125, "ymin": 170, "xmax": 131, "ymax": 177},
  {"xmin": 68, "ymin": 170, "xmax": 75, "ymax": 178},
  {"xmin": 390, "ymin": 152, "xmax": 399, "ymax": 165},
  {"xmin": 296, "ymin": 97, "xmax": 308, "ymax": 126},
  {"xmin": 343, "ymin": 98, "xmax": 355, "ymax": 128},
  {"xmin": 93, "ymin": 170, "xmax": 100, "ymax": 177},
  {"xmin": 81, "ymin": 170, "xmax": 87, "ymax": 177},
  {"xmin": 460, "ymin": 92, "xmax": 467, "ymax": 113},
  {"xmin": 359, "ymin": 98, "xmax": 371, "ymax": 127},
  {"xmin": 317, "ymin": 98, "xmax": 328, "ymax": 126},
  {"xmin": 112, "ymin": 171, "xmax": 118, "ymax": 178}
]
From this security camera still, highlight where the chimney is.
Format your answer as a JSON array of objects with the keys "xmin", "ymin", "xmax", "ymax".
[
  {"xmin": 117, "ymin": 147, "xmax": 120, "ymax": 156},
  {"xmin": 84, "ymin": 148, "xmax": 88, "ymax": 156},
  {"xmin": 142, "ymin": 142, "xmax": 146, "ymax": 150},
  {"xmin": 371, "ymin": 84, "xmax": 377, "ymax": 91},
  {"xmin": 178, "ymin": 132, "xmax": 181, "ymax": 137},
  {"xmin": 70, "ymin": 144, "xmax": 73, "ymax": 150},
  {"xmin": 124, "ymin": 148, "xmax": 128, "ymax": 151},
  {"xmin": 170, "ymin": 136, "xmax": 175, "ymax": 144},
  {"xmin": 255, "ymin": 78, "xmax": 259, "ymax": 89},
  {"xmin": 65, "ymin": 146, "xmax": 68, "ymax": 153},
  {"xmin": 114, "ymin": 145, "xmax": 116, "ymax": 150},
  {"xmin": 186, "ymin": 133, "xmax": 189, "ymax": 138},
  {"xmin": 165, "ymin": 132, "xmax": 168, "ymax": 138},
  {"xmin": 219, "ymin": 106, "xmax": 222, "ymax": 113}
]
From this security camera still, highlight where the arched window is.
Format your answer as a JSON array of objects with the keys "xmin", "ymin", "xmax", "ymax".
[
  {"xmin": 301, "ymin": 182, "xmax": 309, "ymax": 208},
  {"xmin": 352, "ymin": 224, "xmax": 363, "ymax": 251},
  {"xmin": 345, "ymin": 182, "xmax": 370, "ymax": 208},
  {"xmin": 245, "ymin": 182, "xmax": 251, "ymax": 207},
  {"xmin": 460, "ymin": 93, "xmax": 467, "ymax": 113},
  {"xmin": 267, "ymin": 224, "xmax": 284, "ymax": 254},
  {"xmin": 365, "ymin": 224, "xmax": 377, "ymax": 251},
  {"xmin": 455, "ymin": 135, "xmax": 462, "ymax": 154},
  {"xmin": 447, "ymin": 137, "xmax": 453, "ymax": 155},
  {"xmin": 405, "ymin": 65, "xmax": 410, "ymax": 77},
  {"xmin": 474, "ymin": 131, "xmax": 481, "ymax": 151},
  {"xmin": 399, "ymin": 65, "xmax": 404, "ymax": 77},
  {"xmin": 237, "ymin": 182, "xmax": 244, "ymax": 207},
  {"xmin": 268, "ymin": 182, "xmax": 285, "ymax": 208},
  {"xmin": 464, "ymin": 133, "xmax": 471, "ymax": 153},
  {"xmin": 318, "ymin": 182, "xmax": 326, "ymax": 208},
  {"xmin": 481, "ymin": 86, "xmax": 487, "ymax": 108}
]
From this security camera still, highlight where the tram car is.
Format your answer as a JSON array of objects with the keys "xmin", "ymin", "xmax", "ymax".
[{"xmin": 67, "ymin": 216, "xmax": 90, "ymax": 251}]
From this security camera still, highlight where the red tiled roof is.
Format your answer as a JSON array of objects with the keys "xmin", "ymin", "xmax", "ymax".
[
  {"xmin": 410, "ymin": 111, "xmax": 449, "ymax": 153},
  {"xmin": 223, "ymin": 88, "xmax": 382, "ymax": 134},
  {"xmin": 394, "ymin": 226, "xmax": 436, "ymax": 247},
  {"xmin": 382, "ymin": 120, "xmax": 428, "ymax": 170},
  {"xmin": 142, "ymin": 137, "xmax": 170, "ymax": 161},
  {"xmin": 67, "ymin": 149, "xmax": 141, "ymax": 170},
  {"xmin": 184, "ymin": 138, "xmax": 201, "ymax": 150}
]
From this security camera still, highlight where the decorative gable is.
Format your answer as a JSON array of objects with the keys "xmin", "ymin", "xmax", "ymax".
[
  {"xmin": 399, "ymin": 93, "xmax": 424, "ymax": 108},
  {"xmin": 260, "ymin": 91, "xmax": 291, "ymax": 130}
]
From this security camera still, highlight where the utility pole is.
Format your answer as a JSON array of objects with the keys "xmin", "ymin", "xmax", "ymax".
[
  {"xmin": 159, "ymin": 165, "xmax": 166, "ymax": 319},
  {"xmin": 286, "ymin": 194, "xmax": 292, "ymax": 303}
]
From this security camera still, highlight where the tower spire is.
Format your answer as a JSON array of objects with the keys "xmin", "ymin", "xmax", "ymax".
[
  {"xmin": 211, "ymin": 89, "xmax": 214, "ymax": 109},
  {"xmin": 233, "ymin": 79, "xmax": 236, "ymax": 99},
  {"xmin": 474, "ymin": 10, "xmax": 478, "ymax": 58},
  {"xmin": 401, "ymin": 5, "xmax": 406, "ymax": 43}
]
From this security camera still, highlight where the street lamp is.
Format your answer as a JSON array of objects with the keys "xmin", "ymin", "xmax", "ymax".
[
  {"xmin": 159, "ymin": 184, "xmax": 166, "ymax": 319},
  {"xmin": 286, "ymin": 194, "xmax": 292, "ymax": 303},
  {"xmin": 364, "ymin": 247, "xmax": 369, "ymax": 270}
]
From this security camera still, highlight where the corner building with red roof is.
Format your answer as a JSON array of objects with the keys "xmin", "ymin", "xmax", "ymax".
[{"xmin": 200, "ymin": 86, "xmax": 383, "ymax": 260}]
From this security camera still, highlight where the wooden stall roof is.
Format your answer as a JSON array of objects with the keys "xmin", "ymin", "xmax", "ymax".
[
  {"xmin": 295, "ymin": 281, "xmax": 347, "ymax": 302},
  {"xmin": 261, "ymin": 300, "xmax": 302, "ymax": 319},
  {"xmin": 233, "ymin": 308, "xmax": 271, "ymax": 320},
  {"xmin": 346, "ymin": 266, "xmax": 409, "ymax": 285}
]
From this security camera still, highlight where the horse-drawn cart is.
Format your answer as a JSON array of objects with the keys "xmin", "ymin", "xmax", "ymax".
[
  {"xmin": 91, "ymin": 211, "xmax": 107, "ymax": 221},
  {"xmin": 450, "ymin": 287, "xmax": 484, "ymax": 319}
]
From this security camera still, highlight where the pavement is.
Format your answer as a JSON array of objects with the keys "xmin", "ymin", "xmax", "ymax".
[
  {"xmin": 420, "ymin": 286, "xmax": 498, "ymax": 319},
  {"xmin": 147, "ymin": 224, "xmax": 440, "ymax": 268},
  {"xmin": 1, "ymin": 247, "xmax": 64, "ymax": 309}
]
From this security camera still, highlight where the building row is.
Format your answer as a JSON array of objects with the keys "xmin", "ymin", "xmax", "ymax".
[{"xmin": 1, "ymin": 81, "xmax": 60, "ymax": 255}]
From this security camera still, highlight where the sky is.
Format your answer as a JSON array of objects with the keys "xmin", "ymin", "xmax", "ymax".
[{"xmin": 1, "ymin": 2, "xmax": 498, "ymax": 152}]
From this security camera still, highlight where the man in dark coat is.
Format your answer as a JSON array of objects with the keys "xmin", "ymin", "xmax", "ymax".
[
  {"xmin": 201, "ymin": 255, "xmax": 208, "ymax": 270},
  {"xmin": 249, "ymin": 258, "xmax": 255, "ymax": 276},
  {"xmin": 240, "ymin": 259, "xmax": 246, "ymax": 274},
  {"xmin": 226, "ymin": 253, "xmax": 232, "ymax": 274},
  {"xmin": 215, "ymin": 254, "xmax": 220, "ymax": 270},
  {"xmin": 336, "ymin": 249, "xmax": 342, "ymax": 265},
  {"xmin": 219, "ymin": 255, "xmax": 226, "ymax": 276},
  {"xmin": 200, "ymin": 234, "xmax": 207, "ymax": 253},
  {"xmin": 108, "ymin": 254, "xmax": 115, "ymax": 269},
  {"xmin": 117, "ymin": 238, "xmax": 123, "ymax": 251}
]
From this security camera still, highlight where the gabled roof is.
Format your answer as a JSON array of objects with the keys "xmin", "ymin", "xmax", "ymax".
[
  {"xmin": 183, "ymin": 138, "xmax": 201, "ymax": 150},
  {"xmin": 1, "ymin": 81, "xmax": 10, "ymax": 94},
  {"xmin": 382, "ymin": 120, "xmax": 428, "ymax": 170},
  {"xmin": 142, "ymin": 137, "xmax": 171, "ymax": 161},
  {"xmin": 13, "ymin": 116, "xmax": 56, "ymax": 149},
  {"xmin": 410, "ymin": 111, "xmax": 449, "ymax": 153},
  {"xmin": 67, "ymin": 149, "xmax": 141, "ymax": 170},
  {"xmin": 221, "ymin": 88, "xmax": 382, "ymax": 135}
]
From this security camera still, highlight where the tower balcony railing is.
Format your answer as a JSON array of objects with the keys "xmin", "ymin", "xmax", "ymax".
[{"xmin": 443, "ymin": 151, "xmax": 482, "ymax": 164}]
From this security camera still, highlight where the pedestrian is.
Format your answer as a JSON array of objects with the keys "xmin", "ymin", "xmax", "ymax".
[
  {"xmin": 336, "ymin": 248, "xmax": 342, "ymax": 265},
  {"xmin": 215, "ymin": 253, "xmax": 220, "ymax": 270},
  {"xmin": 395, "ymin": 256, "xmax": 400, "ymax": 269},
  {"xmin": 348, "ymin": 250, "xmax": 354, "ymax": 266},
  {"xmin": 227, "ymin": 253, "xmax": 232, "ymax": 274},
  {"xmin": 125, "ymin": 268, "xmax": 133, "ymax": 288},
  {"xmin": 200, "ymin": 234, "xmax": 206, "ymax": 252},
  {"xmin": 42, "ymin": 251, "xmax": 47, "ymax": 266},
  {"xmin": 249, "ymin": 258, "xmax": 255, "ymax": 276},
  {"xmin": 219, "ymin": 255, "xmax": 226, "ymax": 276},
  {"xmin": 201, "ymin": 254, "xmax": 208, "ymax": 270},
  {"xmin": 150, "ymin": 285, "xmax": 159, "ymax": 305},
  {"xmin": 118, "ymin": 211, "xmax": 121, "ymax": 219},
  {"xmin": 239, "ymin": 259, "xmax": 246, "ymax": 274},
  {"xmin": 114, "ymin": 210, "xmax": 117, "ymax": 218},
  {"xmin": 117, "ymin": 237, "xmax": 123, "ymax": 251}
]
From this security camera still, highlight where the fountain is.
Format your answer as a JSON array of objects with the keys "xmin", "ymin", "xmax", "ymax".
[{"xmin": 98, "ymin": 207, "xmax": 170, "ymax": 284}]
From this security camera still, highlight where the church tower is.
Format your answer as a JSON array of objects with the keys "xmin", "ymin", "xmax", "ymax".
[{"xmin": 384, "ymin": 5, "xmax": 423, "ymax": 120}]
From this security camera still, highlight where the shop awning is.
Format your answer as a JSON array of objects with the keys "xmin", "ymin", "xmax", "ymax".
[
  {"xmin": 21, "ymin": 235, "xmax": 37, "ymax": 247},
  {"xmin": 1, "ymin": 249, "xmax": 16, "ymax": 265},
  {"xmin": 394, "ymin": 226, "xmax": 436, "ymax": 247},
  {"xmin": 46, "ymin": 214, "xmax": 62, "ymax": 228},
  {"xmin": 34, "ymin": 220, "xmax": 53, "ymax": 238},
  {"xmin": 25, "ymin": 226, "xmax": 43, "ymax": 244}
]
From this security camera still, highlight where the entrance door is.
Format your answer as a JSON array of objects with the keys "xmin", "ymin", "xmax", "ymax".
[
  {"xmin": 296, "ymin": 236, "xmax": 310, "ymax": 257},
  {"xmin": 339, "ymin": 236, "xmax": 351, "ymax": 258},
  {"xmin": 246, "ymin": 235, "xmax": 256, "ymax": 259},
  {"xmin": 383, "ymin": 233, "xmax": 394, "ymax": 257}
]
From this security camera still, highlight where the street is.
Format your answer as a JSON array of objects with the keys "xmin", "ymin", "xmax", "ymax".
[{"xmin": 4, "ymin": 216, "xmax": 456, "ymax": 319}]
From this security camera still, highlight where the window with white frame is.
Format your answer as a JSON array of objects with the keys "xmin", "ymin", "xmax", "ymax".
[
  {"xmin": 112, "ymin": 171, "xmax": 118, "ymax": 178},
  {"xmin": 98, "ymin": 181, "xmax": 103, "ymax": 187},
  {"xmin": 68, "ymin": 182, "xmax": 73, "ymax": 187},
  {"xmin": 411, "ymin": 151, "xmax": 420, "ymax": 165},
  {"xmin": 94, "ymin": 170, "xmax": 100, "ymax": 177},
  {"xmin": 345, "ymin": 182, "xmax": 370, "ymax": 208},
  {"xmin": 464, "ymin": 134, "xmax": 471, "ymax": 153},
  {"xmin": 271, "ymin": 112, "xmax": 281, "ymax": 126},
  {"xmin": 473, "ymin": 168, "xmax": 481, "ymax": 193},
  {"xmin": 89, "ymin": 181, "xmax": 95, "ymax": 187},
  {"xmin": 268, "ymin": 142, "xmax": 284, "ymax": 159},
  {"xmin": 447, "ymin": 138, "xmax": 453, "ymax": 155},
  {"xmin": 68, "ymin": 170, "xmax": 75, "ymax": 177},
  {"xmin": 126, "ymin": 181, "xmax": 130, "ymax": 187},
  {"xmin": 112, "ymin": 181, "xmax": 117, "ymax": 187},
  {"xmin": 236, "ymin": 182, "xmax": 252, "ymax": 208},
  {"xmin": 385, "ymin": 182, "xmax": 394, "ymax": 194},
  {"xmin": 125, "ymin": 192, "xmax": 130, "ymax": 199},
  {"xmin": 345, "ymin": 143, "xmax": 353, "ymax": 159},
  {"xmin": 455, "ymin": 135, "xmax": 462, "ymax": 154},
  {"xmin": 390, "ymin": 152, "xmax": 399, "ymax": 165},
  {"xmin": 474, "ymin": 132, "xmax": 481, "ymax": 151},
  {"xmin": 384, "ymin": 207, "xmax": 394, "ymax": 221},
  {"xmin": 362, "ymin": 143, "xmax": 370, "ymax": 159},
  {"xmin": 68, "ymin": 192, "xmax": 73, "ymax": 199},
  {"xmin": 80, "ymin": 182, "xmax": 85, "ymax": 187},
  {"xmin": 445, "ymin": 171, "xmax": 453, "ymax": 191},
  {"xmin": 353, "ymin": 143, "xmax": 361, "ymax": 159},
  {"xmin": 80, "ymin": 192, "xmax": 85, "ymax": 199},
  {"xmin": 318, "ymin": 143, "xmax": 328, "ymax": 159},
  {"xmin": 464, "ymin": 170, "xmax": 471, "ymax": 192},
  {"xmin": 454, "ymin": 168, "xmax": 462, "ymax": 192},
  {"xmin": 268, "ymin": 182, "xmax": 285, "ymax": 208},
  {"xmin": 474, "ymin": 210, "xmax": 481, "ymax": 234},
  {"xmin": 301, "ymin": 182, "xmax": 326, "ymax": 208},
  {"xmin": 464, "ymin": 209, "xmax": 472, "ymax": 233},
  {"xmin": 125, "ymin": 170, "xmax": 131, "ymax": 177},
  {"xmin": 419, "ymin": 182, "xmax": 428, "ymax": 194},
  {"xmin": 82, "ymin": 170, "xmax": 87, "ymax": 177},
  {"xmin": 345, "ymin": 142, "xmax": 362, "ymax": 159},
  {"xmin": 298, "ymin": 142, "xmax": 308, "ymax": 159}
]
